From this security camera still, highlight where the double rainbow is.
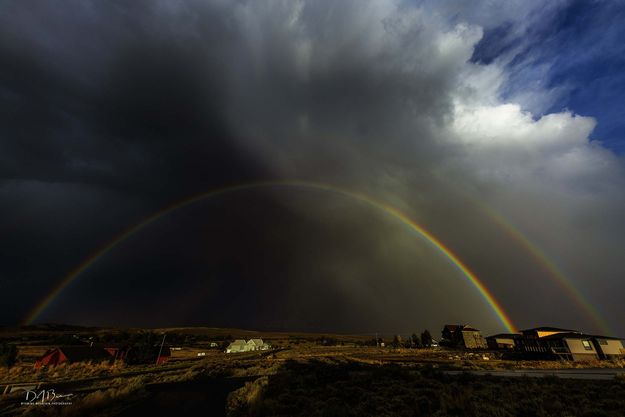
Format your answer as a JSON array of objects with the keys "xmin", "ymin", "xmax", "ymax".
[{"xmin": 24, "ymin": 181, "xmax": 517, "ymax": 331}]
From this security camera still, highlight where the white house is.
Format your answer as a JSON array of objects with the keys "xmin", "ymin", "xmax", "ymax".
[
  {"xmin": 225, "ymin": 338, "xmax": 271, "ymax": 353},
  {"xmin": 247, "ymin": 339, "xmax": 271, "ymax": 351},
  {"xmin": 225, "ymin": 339, "xmax": 248, "ymax": 353}
]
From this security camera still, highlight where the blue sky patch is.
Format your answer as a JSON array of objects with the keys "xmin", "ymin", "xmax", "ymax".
[{"xmin": 472, "ymin": 0, "xmax": 625, "ymax": 153}]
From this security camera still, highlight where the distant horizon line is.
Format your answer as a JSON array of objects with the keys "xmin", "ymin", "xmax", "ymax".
[{"xmin": 6, "ymin": 321, "xmax": 623, "ymax": 339}]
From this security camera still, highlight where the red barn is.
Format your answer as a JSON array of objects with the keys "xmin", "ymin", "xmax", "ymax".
[
  {"xmin": 103, "ymin": 344, "xmax": 130, "ymax": 361},
  {"xmin": 121, "ymin": 345, "xmax": 172, "ymax": 365},
  {"xmin": 156, "ymin": 346, "xmax": 171, "ymax": 365},
  {"xmin": 34, "ymin": 346, "xmax": 112, "ymax": 368}
]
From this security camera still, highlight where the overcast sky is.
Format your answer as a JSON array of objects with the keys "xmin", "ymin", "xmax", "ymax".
[{"xmin": 2, "ymin": 0, "xmax": 624, "ymax": 336}]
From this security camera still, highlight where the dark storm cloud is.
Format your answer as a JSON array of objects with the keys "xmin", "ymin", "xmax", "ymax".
[
  {"xmin": 0, "ymin": 0, "xmax": 273, "ymax": 324},
  {"xmin": 2, "ymin": 0, "xmax": 625, "ymax": 336},
  {"xmin": 0, "ymin": 1, "xmax": 266, "ymax": 196}
]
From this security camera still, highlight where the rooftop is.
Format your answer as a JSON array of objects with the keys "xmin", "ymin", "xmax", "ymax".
[
  {"xmin": 486, "ymin": 333, "xmax": 522, "ymax": 339},
  {"xmin": 55, "ymin": 346, "xmax": 112, "ymax": 361},
  {"xmin": 540, "ymin": 332, "xmax": 593, "ymax": 340},
  {"xmin": 521, "ymin": 327, "xmax": 579, "ymax": 333}
]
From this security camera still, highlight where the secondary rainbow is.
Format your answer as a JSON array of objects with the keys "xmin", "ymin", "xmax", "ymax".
[
  {"xmin": 24, "ymin": 180, "xmax": 516, "ymax": 332},
  {"xmin": 434, "ymin": 176, "xmax": 613, "ymax": 335},
  {"xmin": 481, "ymin": 207, "xmax": 613, "ymax": 335}
]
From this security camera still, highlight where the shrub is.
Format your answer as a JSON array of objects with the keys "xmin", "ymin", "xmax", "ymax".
[
  {"xmin": 227, "ymin": 376, "xmax": 268, "ymax": 417},
  {"xmin": 0, "ymin": 343, "xmax": 17, "ymax": 368}
]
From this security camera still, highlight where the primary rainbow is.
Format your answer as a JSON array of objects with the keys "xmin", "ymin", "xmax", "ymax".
[{"xmin": 24, "ymin": 180, "xmax": 516, "ymax": 332}]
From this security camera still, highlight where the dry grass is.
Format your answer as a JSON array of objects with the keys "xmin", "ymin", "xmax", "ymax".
[
  {"xmin": 3, "ymin": 344, "xmax": 622, "ymax": 387},
  {"xmin": 169, "ymin": 348, "xmax": 219, "ymax": 360},
  {"xmin": 15, "ymin": 346, "xmax": 49, "ymax": 363},
  {"xmin": 0, "ymin": 361, "xmax": 128, "ymax": 384},
  {"xmin": 251, "ymin": 360, "xmax": 625, "ymax": 417},
  {"xmin": 17, "ymin": 375, "xmax": 148, "ymax": 417},
  {"xmin": 226, "ymin": 376, "xmax": 268, "ymax": 417}
]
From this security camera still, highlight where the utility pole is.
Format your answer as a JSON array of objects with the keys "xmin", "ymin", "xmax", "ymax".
[
  {"xmin": 376, "ymin": 332, "xmax": 379, "ymax": 348},
  {"xmin": 156, "ymin": 333, "xmax": 166, "ymax": 365}
]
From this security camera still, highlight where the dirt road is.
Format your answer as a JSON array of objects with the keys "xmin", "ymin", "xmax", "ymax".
[{"xmin": 446, "ymin": 368, "xmax": 625, "ymax": 380}]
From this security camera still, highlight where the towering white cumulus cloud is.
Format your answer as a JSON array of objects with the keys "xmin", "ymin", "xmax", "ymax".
[{"xmin": 217, "ymin": 1, "xmax": 624, "ymax": 198}]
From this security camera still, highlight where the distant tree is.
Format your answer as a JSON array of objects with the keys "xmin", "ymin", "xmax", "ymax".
[
  {"xmin": 320, "ymin": 337, "xmax": 338, "ymax": 346},
  {"xmin": 392, "ymin": 335, "xmax": 402, "ymax": 348},
  {"xmin": 438, "ymin": 338, "xmax": 453, "ymax": 347},
  {"xmin": 124, "ymin": 332, "xmax": 163, "ymax": 365},
  {"xmin": 0, "ymin": 343, "xmax": 17, "ymax": 368},
  {"xmin": 411, "ymin": 333, "xmax": 422, "ymax": 348},
  {"xmin": 421, "ymin": 330, "xmax": 432, "ymax": 348},
  {"xmin": 114, "ymin": 331, "xmax": 131, "ymax": 343},
  {"xmin": 51, "ymin": 333, "xmax": 85, "ymax": 346},
  {"xmin": 367, "ymin": 337, "xmax": 383, "ymax": 347}
]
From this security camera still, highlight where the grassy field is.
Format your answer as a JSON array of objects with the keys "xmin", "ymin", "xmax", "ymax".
[
  {"xmin": 1, "ymin": 326, "xmax": 624, "ymax": 416},
  {"xmin": 229, "ymin": 361, "xmax": 625, "ymax": 417}
]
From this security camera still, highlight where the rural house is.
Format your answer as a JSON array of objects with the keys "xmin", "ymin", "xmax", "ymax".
[
  {"xmin": 102, "ymin": 343, "xmax": 130, "ymax": 361},
  {"xmin": 591, "ymin": 336, "xmax": 625, "ymax": 360},
  {"xmin": 226, "ymin": 339, "xmax": 248, "ymax": 353},
  {"xmin": 159, "ymin": 348, "xmax": 171, "ymax": 364},
  {"xmin": 516, "ymin": 327, "xmax": 581, "ymax": 358},
  {"xmin": 35, "ymin": 346, "xmax": 112, "ymax": 368},
  {"xmin": 441, "ymin": 324, "xmax": 461, "ymax": 343},
  {"xmin": 247, "ymin": 339, "xmax": 270, "ymax": 351},
  {"xmin": 154, "ymin": 346, "xmax": 171, "ymax": 365},
  {"xmin": 486, "ymin": 333, "xmax": 522, "ymax": 350},
  {"xmin": 539, "ymin": 333, "xmax": 599, "ymax": 361},
  {"xmin": 123, "ymin": 345, "xmax": 171, "ymax": 365},
  {"xmin": 521, "ymin": 327, "xmax": 577, "ymax": 339},
  {"xmin": 441, "ymin": 324, "xmax": 487, "ymax": 349},
  {"xmin": 226, "ymin": 338, "xmax": 271, "ymax": 353},
  {"xmin": 512, "ymin": 327, "xmax": 624, "ymax": 361}
]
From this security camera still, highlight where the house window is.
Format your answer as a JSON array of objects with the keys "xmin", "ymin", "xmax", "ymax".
[
  {"xmin": 598, "ymin": 339, "xmax": 608, "ymax": 345},
  {"xmin": 582, "ymin": 340, "xmax": 593, "ymax": 351}
]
